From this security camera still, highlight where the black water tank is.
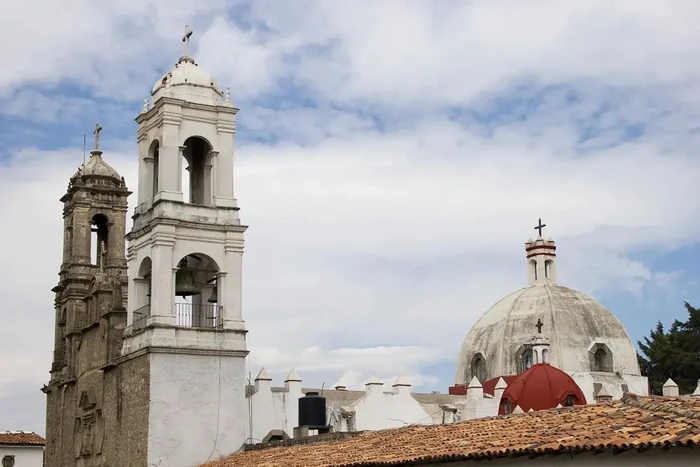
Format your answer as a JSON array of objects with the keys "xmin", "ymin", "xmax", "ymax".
[{"xmin": 298, "ymin": 391, "xmax": 326, "ymax": 427}]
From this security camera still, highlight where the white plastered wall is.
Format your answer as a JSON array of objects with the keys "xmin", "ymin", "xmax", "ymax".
[{"xmin": 147, "ymin": 353, "xmax": 247, "ymax": 467}]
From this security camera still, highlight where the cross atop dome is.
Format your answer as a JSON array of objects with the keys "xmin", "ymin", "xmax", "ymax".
[
  {"xmin": 178, "ymin": 25, "xmax": 196, "ymax": 64},
  {"xmin": 183, "ymin": 25, "xmax": 193, "ymax": 57},
  {"xmin": 91, "ymin": 122, "xmax": 104, "ymax": 158},
  {"xmin": 534, "ymin": 218, "xmax": 546, "ymax": 238},
  {"xmin": 535, "ymin": 318, "xmax": 544, "ymax": 334}
]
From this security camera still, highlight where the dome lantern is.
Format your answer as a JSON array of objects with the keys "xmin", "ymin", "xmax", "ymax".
[
  {"xmin": 525, "ymin": 218, "xmax": 557, "ymax": 286},
  {"xmin": 530, "ymin": 319, "xmax": 551, "ymax": 365}
]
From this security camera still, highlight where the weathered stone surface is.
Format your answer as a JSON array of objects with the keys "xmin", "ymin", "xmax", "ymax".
[{"xmin": 44, "ymin": 151, "xmax": 134, "ymax": 467}]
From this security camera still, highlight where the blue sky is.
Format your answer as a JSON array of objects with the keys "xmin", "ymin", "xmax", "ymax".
[{"xmin": 2, "ymin": 0, "xmax": 700, "ymax": 435}]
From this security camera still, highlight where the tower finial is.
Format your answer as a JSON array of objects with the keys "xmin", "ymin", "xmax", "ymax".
[
  {"xmin": 534, "ymin": 218, "xmax": 546, "ymax": 238},
  {"xmin": 183, "ymin": 25, "xmax": 193, "ymax": 57},
  {"xmin": 535, "ymin": 318, "xmax": 544, "ymax": 334},
  {"xmin": 93, "ymin": 123, "xmax": 102, "ymax": 152}
]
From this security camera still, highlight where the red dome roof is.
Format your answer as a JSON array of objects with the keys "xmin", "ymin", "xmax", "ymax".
[{"xmin": 498, "ymin": 364, "xmax": 586, "ymax": 414}]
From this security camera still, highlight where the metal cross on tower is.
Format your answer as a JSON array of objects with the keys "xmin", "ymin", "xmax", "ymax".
[
  {"xmin": 535, "ymin": 318, "xmax": 544, "ymax": 334},
  {"xmin": 534, "ymin": 218, "xmax": 546, "ymax": 237},
  {"xmin": 93, "ymin": 123, "xmax": 102, "ymax": 151},
  {"xmin": 182, "ymin": 25, "xmax": 193, "ymax": 57}
]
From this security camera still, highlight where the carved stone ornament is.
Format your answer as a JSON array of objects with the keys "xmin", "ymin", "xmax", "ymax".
[{"xmin": 75, "ymin": 390, "xmax": 105, "ymax": 461}]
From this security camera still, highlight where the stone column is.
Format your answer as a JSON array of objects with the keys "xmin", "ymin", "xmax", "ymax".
[
  {"xmin": 150, "ymin": 241, "xmax": 175, "ymax": 325},
  {"xmin": 214, "ymin": 115, "xmax": 236, "ymax": 207},
  {"xmin": 205, "ymin": 150, "xmax": 217, "ymax": 206},
  {"xmin": 154, "ymin": 119, "xmax": 184, "ymax": 202},
  {"xmin": 136, "ymin": 128, "xmax": 149, "ymax": 206},
  {"xmin": 216, "ymin": 271, "xmax": 227, "ymax": 327},
  {"xmin": 143, "ymin": 154, "xmax": 155, "ymax": 203},
  {"xmin": 223, "ymin": 237, "xmax": 244, "ymax": 329}
]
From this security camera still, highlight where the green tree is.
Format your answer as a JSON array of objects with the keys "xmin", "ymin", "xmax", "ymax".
[{"xmin": 637, "ymin": 302, "xmax": 700, "ymax": 395}]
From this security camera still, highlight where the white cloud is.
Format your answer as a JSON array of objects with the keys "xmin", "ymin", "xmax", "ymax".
[{"xmin": 2, "ymin": 0, "xmax": 700, "ymax": 433}]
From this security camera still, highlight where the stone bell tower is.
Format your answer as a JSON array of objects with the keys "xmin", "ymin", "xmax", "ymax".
[
  {"xmin": 44, "ymin": 124, "xmax": 130, "ymax": 467},
  {"xmin": 119, "ymin": 26, "xmax": 249, "ymax": 467}
]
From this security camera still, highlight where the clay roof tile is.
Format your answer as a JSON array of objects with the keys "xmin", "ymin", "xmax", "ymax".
[{"xmin": 200, "ymin": 394, "xmax": 700, "ymax": 467}]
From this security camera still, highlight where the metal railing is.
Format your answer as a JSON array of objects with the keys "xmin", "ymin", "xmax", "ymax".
[
  {"xmin": 131, "ymin": 303, "xmax": 222, "ymax": 330},
  {"xmin": 175, "ymin": 303, "xmax": 221, "ymax": 328},
  {"xmin": 132, "ymin": 305, "xmax": 151, "ymax": 331}
]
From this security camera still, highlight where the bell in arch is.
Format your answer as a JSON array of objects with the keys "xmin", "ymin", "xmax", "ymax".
[
  {"xmin": 207, "ymin": 285, "xmax": 218, "ymax": 304},
  {"xmin": 175, "ymin": 258, "xmax": 200, "ymax": 297}
]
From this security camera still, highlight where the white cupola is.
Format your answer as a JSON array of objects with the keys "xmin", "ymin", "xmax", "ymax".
[
  {"xmin": 525, "ymin": 218, "xmax": 557, "ymax": 286},
  {"xmin": 150, "ymin": 25, "xmax": 226, "ymax": 107}
]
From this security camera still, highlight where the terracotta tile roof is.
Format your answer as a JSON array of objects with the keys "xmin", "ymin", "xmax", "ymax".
[
  {"xmin": 0, "ymin": 431, "xmax": 45, "ymax": 446},
  {"xmin": 201, "ymin": 394, "xmax": 700, "ymax": 467}
]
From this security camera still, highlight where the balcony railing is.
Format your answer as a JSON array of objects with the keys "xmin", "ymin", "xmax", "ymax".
[
  {"xmin": 175, "ymin": 303, "xmax": 221, "ymax": 328},
  {"xmin": 131, "ymin": 303, "xmax": 222, "ymax": 330}
]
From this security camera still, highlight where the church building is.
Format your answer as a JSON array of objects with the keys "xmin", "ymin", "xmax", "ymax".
[
  {"xmin": 43, "ymin": 27, "xmax": 678, "ymax": 467},
  {"xmin": 44, "ymin": 26, "xmax": 248, "ymax": 467}
]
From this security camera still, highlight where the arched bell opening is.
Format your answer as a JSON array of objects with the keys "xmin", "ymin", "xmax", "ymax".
[
  {"xmin": 174, "ymin": 253, "xmax": 220, "ymax": 328},
  {"xmin": 132, "ymin": 257, "xmax": 152, "ymax": 331},
  {"xmin": 181, "ymin": 136, "xmax": 213, "ymax": 206},
  {"xmin": 148, "ymin": 140, "xmax": 160, "ymax": 200},
  {"xmin": 90, "ymin": 214, "xmax": 109, "ymax": 266}
]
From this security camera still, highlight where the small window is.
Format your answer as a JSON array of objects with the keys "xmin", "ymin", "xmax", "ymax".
[
  {"xmin": 2, "ymin": 455, "xmax": 15, "ymax": 467},
  {"xmin": 503, "ymin": 399, "xmax": 512, "ymax": 415},
  {"xmin": 594, "ymin": 349, "xmax": 608, "ymax": 371},
  {"xmin": 471, "ymin": 353, "xmax": 486, "ymax": 382},
  {"xmin": 542, "ymin": 348, "xmax": 549, "ymax": 364},
  {"xmin": 589, "ymin": 344, "xmax": 614, "ymax": 373},
  {"xmin": 530, "ymin": 259, "xmax": 538, "ymax": 281},
  {"xmin": 517, "ymin": 347, "xmax": 534, "ymax": 374},
  {"xmin": 564, "ymin": 395, "xmax": 575, "ymax": 407}
]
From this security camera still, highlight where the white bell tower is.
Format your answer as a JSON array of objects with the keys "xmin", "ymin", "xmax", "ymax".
[{"xmin": 120, "ymin": 26, "xmax": 248, "ymax": 467}]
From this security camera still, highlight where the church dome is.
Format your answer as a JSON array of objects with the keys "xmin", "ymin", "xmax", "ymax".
[
  {"xmin": 498, "ymin": 363, "xmax": 587, "ymax": 414},
  {"xmin": 455, "ymin": 231, "xmax": 641, "ymax": 385},
  {"xmin": 151, "ymin": 57, "xmax": 223, "ymax": 106},
  {"xmin": 72, "ymin": 151, "xmax": 122, "ymax": 184}
]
